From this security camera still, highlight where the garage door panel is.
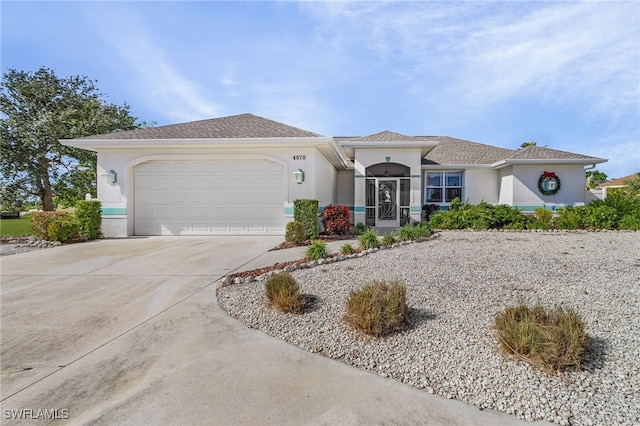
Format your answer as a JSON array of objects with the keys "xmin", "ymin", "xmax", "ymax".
[{"xmin": 134, "ymin": 160, "xmax": 286, "ymax": 235}]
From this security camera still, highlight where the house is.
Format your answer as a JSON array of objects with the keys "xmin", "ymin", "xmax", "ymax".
[
  {"xmin": 61, "ymin": 113, "xmax": 607, "ymax": 237},
  {"xmin": 597, "ymin": 173, "xmax": 639, "ymax": 198}
]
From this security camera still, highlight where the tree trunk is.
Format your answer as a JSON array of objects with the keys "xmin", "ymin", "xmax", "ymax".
[
  {"xmin": 36, "ymin": 175, "xmax": 55, "ymax": 211},
  {"xmin": 42, "ymin": 181, "xmax": 54, "ymax": 211}
]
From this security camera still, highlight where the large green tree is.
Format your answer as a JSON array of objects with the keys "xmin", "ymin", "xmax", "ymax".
[
  {"xmin": 1, "ymin": 67, "xmax": 146, "ymax": 210},
  {"xmin": 585, "ymin": 170, "xmax": 608, "ymax": 189}
]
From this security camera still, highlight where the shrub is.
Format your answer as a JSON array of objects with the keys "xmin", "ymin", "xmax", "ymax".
[
  {"xmin": 492, "ymin": 204, "xmax": 528, "ymax": 229},
  {"xmin": 352, "ymin": 222, "xmax": 367, "ymax": 236},
  {"xmin": 31, "ymin": 211, "xmax": 79, "ymax": 241},
  {"xmin": 294, "ymin": 199, "xmax": 319, "ymax": 239},
  {"xmin": 264, "ymin": 272, "xmax": 305, "ymax": 314},
  {"xmin": 344, "ymin": 280, "xmax": 408, "ymax": 337},
  {"xmin": 340, "ymin": 243, "xmax": 355, "ymax": 255},
  {"xmin": 583, "ymin": 203, "xmax": 619, "ymax": 229},
  {"xmin": 75, "ymin": 200, "xmax": 102, "ymax": 240},
  {"xmin": 285, "ymin": 221, "xmax": 306, "ymax": 243},
  {"xmin": 529, "ymin": 208, "xmax": 553, "ymax": 230},
  {"xmin": 381, "ymin": 233, "xmax": 397, "ymax": 246},
  {"xmin": 428, "ymin": 199, "xmax": 493, "ymax": 230},
  {"xmin": 305, "ymin": 240, "xmax": 327, "ymax": 261},
  {"xmin": 555, "ymin": 206, "xmax": 583, "ymax": 230},
  {"xmin": 321, "ymin": 204, "xmax": 352, "ymax": 235},
  {"xmin": 495, "ymin": 304, "xmax": 588, "ymax": 372},
  {"xmin": 358, "ymin": 229, "xmax": 379, "ymax": 250},
  {"xmin": 46, "ymin": 215, "xmax": 80, "ymax": 242},
  {"xmin": 397, "ymin": 222, "xmax": 431, "ymax": 241},
  {"xmin": 421, "ymin": 204, "xmax": 440, "ymax": 221},
  {"xmin": 619, "ymin": 214, "xmax": 640, "ymax": 231}
]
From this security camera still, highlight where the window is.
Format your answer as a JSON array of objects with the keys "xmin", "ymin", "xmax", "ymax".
[{"xmin": 425, "ymin": 171, "xmax": 463, "ymax": 203}]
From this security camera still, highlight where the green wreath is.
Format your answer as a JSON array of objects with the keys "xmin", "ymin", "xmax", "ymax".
[{"xmin": 538, "ymin": 171, "xmax": 561, "ymax": 196}]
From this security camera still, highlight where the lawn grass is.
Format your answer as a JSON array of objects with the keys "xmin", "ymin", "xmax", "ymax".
[{"xmin": 0, "ymin": 215, "xmax": 33, "ymax": 236}]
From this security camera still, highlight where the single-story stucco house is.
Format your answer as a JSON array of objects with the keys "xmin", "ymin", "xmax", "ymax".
[
  {"xmin": 61, "ymin": 113, "xmax": 607, "ymax": 237},
  {"xmin": 597, "ymin": 172, "xmax": 639, "ymax": 198}
]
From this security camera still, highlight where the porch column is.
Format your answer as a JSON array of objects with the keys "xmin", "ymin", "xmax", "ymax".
[
  {"xmin": 410, "ymin": 167, "xmax": 422, "ymax": 223},
  {"xmin": 354, "ymin": 172, "xmax": 366, "ymax": 225}
]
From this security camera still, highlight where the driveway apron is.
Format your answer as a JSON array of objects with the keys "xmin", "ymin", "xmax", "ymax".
[{"xmin": 1, "ymin": 237, "xmax": 530, "ymax": 425}]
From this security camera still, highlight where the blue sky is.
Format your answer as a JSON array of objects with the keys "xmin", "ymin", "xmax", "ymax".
[{"xmin": 2, "ymin": 1, "xmax": 639, "ymax": 178}]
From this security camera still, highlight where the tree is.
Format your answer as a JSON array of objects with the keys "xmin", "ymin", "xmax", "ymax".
[
  {"xmin": 585, "ymin": 170, "xmax": 608, "ymax": 189},
  {"xmin": 520, "ymin": 141, "xmax": 537, "ymax": 148},
  {"xmin": 1, "ymin": 67, "xmax": 146, "ymax": 210}
]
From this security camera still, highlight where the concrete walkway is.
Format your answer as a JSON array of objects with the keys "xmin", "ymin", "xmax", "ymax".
[{"xmin": 1, "ymin": 237, "xmax": 533, "ymax": 425}]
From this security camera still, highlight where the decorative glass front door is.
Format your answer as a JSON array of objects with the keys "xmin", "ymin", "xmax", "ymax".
[{"xmin": 376, "ymin": 179, "xmax": 399, "ymax": 227}]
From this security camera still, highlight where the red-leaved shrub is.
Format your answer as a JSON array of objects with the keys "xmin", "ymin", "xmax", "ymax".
[{"xmin": 321, "ymin": 205, "xmax": 352, "ymax": 235}]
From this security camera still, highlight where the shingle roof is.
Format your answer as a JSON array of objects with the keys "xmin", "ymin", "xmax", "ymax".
[
  {"xmin": 507, "ymin": 145, "xmax": 597, "ymax": 160},
  {"xmin": 80, "ymin": 113, "xmax": 324, "ymax": 139},
  {"xmin": 421, "ymin": 137, "xmax": 516, "ymax": 165},
  {"xmin": 348, "ymin": 131, "xmax": 421, "ymax": 142},
  {"xmin": 598, "ymin": 172, "xmax": 640, "ymax": 187}
]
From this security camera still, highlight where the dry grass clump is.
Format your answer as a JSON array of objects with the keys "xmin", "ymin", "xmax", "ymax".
[
  {"xmin": 264, "ymin": 272, "xmax": 305, "ymax": 314},
  {"xmin": 495, "ymin": 304, "xmax": 589, "ymax": 372},
  {"xmin": 344, "ymin": 280, "xmax": 408, "ymax": 337}
]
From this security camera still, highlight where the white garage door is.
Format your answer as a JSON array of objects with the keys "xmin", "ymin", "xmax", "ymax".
[{"xmin": 134, "ymin": 160, "xmax": 285, "ymax": 235}]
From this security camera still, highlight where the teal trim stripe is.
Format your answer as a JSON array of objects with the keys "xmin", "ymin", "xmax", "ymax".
[
  {"xmin": 516, "ymin": 205, "xmax": 563, "ymax": 212},
  {"xmin": 102, "ymin": 207, "xmax": 126, "ymax": 215},
  {"xmin": 353, "ymin": 206, "xmax": 366, "ymax": 213},
  {"xmin": 410, "ymin": 175, "xmax": 422, "ymax": 178},
  {"xmin": 355, "ymin": 174, "xmax": 365, "ymax": 178},
  {"xmin": 287, "ymin": 205, "xmax": 358, "ymax": 215},
  {"xmin": 410, "ymin": 206, "xmax": 422, "ymax": 213}
]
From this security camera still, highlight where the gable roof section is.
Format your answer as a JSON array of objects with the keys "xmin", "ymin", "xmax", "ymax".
[
  {"xmin": 422, "ymin": 137, "xmax": 515, "ymax": 165},
  {"xmin": 598, "ymin": 172, "xmax": 640, "ymax": 188},
  {"xmin": 79, "ymin": 113, "xmax": 324, "ymax": 140},
  {"xmin": 507, "ymin": 145, "xmax": 597, "ymax": 160},
  {"xmin": 351, "ymin": 131, "xmax": 420, "ymax": 142}
]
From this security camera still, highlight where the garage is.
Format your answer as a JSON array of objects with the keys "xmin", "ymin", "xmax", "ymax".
[{"xmin": 134, "ymin": 160, "xmax": 285, "ymax": 235}]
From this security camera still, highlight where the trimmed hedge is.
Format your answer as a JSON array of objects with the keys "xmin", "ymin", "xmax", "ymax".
[
  {"xmin": 31, "ymin": 211, "xmax": 79, "ymax": 242},
  {"xmin": 75, "ymin": 200, "xmax": 102, "ymax": 240},
  {"xmin": 294, "ymin": 199, "xmax": 318, "ymax": 239}
]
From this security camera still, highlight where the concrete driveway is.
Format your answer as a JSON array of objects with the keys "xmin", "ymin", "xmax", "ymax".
[{"xmin": 1, "ymin": 237, "xmax": 527, "ymax": 425}]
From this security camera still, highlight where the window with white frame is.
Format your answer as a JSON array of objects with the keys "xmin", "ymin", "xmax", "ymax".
[{"xmin": 424, "ymin": 171, "xmax": 463, "ymax": 203}]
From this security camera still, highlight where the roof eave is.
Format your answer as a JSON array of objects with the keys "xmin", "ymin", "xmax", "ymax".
[
  {"xmin": 60, "ymin": 136, "xmax": 334, "ymax": 150},
  {"xmin": 421, "ymin": 164, "xmax": 495, "ymax": 170},
  {"xmin": 491, "ymin": 158, "xmax": 607, "ymax": 169},
  {"xmin": 339, "ymin": 141, "xmax": 438, "ymax": 158}
]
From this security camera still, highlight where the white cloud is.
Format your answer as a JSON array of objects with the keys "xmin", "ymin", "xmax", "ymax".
[
  {"xmin": 304, "ymin": 1, "xmax": 639, "ymax": 122},
  {"xmin": 91, "ymin": 5, "xmax": 220, "ymax": 123}
]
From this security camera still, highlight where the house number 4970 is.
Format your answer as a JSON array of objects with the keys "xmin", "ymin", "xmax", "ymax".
[{"xmin": 293, "ymin": 155, "xmax": 306, "ymax": 160}]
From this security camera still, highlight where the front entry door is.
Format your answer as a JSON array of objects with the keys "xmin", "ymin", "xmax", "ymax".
[{"xmin": 376, "ymin": 179, "xmax": 400, "ymax": 227}]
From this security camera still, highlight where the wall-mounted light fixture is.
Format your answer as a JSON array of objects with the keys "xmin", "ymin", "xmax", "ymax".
[
  {"xmin": 100, "ymin": 169, "xmax": 117, "ymax": 186},
  {"xmin": 293, "ymin": 169, "xmax": 305, "ymax": 184}
]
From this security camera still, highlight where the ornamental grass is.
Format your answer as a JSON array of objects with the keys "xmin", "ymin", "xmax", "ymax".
[
  {"xmin": 344, "ymin": 280, "xmax": 408, "ymax": 337},
  {"xmin": 264, "ymin": 272, "xmax": 305, "ymax": 314},
  {"xmin": 495, "ymin": 304, "xmax": 588, "ymax": 372}
]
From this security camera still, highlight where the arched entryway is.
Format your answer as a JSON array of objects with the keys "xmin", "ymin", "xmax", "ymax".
[{"xmin": 365, "ymin": 163, "xmax": 410, "ymax": 227}]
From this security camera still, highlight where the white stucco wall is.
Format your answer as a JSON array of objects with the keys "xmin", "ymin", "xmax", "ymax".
[
  {"xmin": 498, "ymin": 167, "xmax": 514, "ymax": 205},
  {"xmin": 93, "ymin": 145, "xmax": 333, "ymax": 237},
  {"xmin": 313, "ymin": 151, "xmax": 338, "ymax": 208},
  {"xmin": 510, "ymin": 164, "xmax": 588, "ymax": 209},
  {"xmin": 463, "ymin": 169, "xmax": 499, "ymax": 204},
  {"xmin": 336, "ymin": 170, "xmax": 355, "ymax": 206}
]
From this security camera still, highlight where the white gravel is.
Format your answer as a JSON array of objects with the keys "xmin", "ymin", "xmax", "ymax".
[
  {"xmin": 0, "ymin": 237, "xmax": 61, "ymax": 256},
  {"xmin": 218, "ymin": 231, "xmax": 640, "ymax": 426}
]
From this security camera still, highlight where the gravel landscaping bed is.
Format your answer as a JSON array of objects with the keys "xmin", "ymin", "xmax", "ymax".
[
  {"xmin": 0, "ymin": 236, "xmax": 61, "ymax": 256},
  {"xmin": 218, "ymin": 231, "xmax": 640, "ymax": 426}
]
